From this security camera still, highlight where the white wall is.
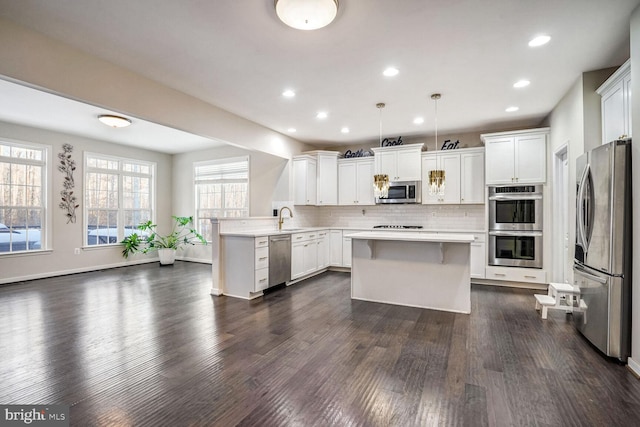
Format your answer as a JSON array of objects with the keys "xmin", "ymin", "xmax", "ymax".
[
  {"xmin": 173, "ymin": 145, "xmax": 290, "ymax": 262},
  {"xmin": 628, "ymin": 3, "xmax": 640, "ymax": 375},
  {"xmin": 0, "ymin": 121, "xmax": 173, "ymax": 284}
]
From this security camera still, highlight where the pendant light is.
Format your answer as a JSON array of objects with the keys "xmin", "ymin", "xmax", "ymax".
[
  {"xmin": 274, "ymin": 0, "xmax": 339, "ymax": 30},
  {"xmin": 373, "ymin": 102, "xmax": 390, "ymax": 199},
  {"xmin": 428, "ymin": 93, "xmax": 445, "ymax": 196}
]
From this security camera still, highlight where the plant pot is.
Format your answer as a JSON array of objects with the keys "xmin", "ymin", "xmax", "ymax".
[{"xmin": 158, "ymin": 248, "xmax": 176, "ymax": 265}]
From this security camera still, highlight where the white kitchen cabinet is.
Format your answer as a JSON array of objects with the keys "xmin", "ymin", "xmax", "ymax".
[
  {"xmin": 342, "ymin": 237, "xmax": 352, "ymax": 267},
  {"xmin": 469, "ymin": 235, "xmax": 485, "ymax": 279},
  {"xmin": 293, "ymin": 155, "xmax": 317, "ymax": 205},
  {"xmin": 485, "ymin": 265, "xmax": 546, "ymax": 284},
  {"xmin": 221, "ymin": 236, "xmax": 270, "ymax": 298},
  {"xmin": 291, "ymin": 231, "xmax": 322, "ymax": 279},
  {"xmin": 421, "ymin": 148, "xmax": 484, "ymax": 205},
  {"xmin": 330, "ymin": 229, "xmax": 343, "ymax": 266},
  {"xmin": 421, "ymin": 152, "xmax": 461, "ymax": 204},
  {"xmin": 372, "ymin": 143, "xmax": 423, "ymax": 181},
  {"xmin": 316, "ymin": 230, "xmax": 330, "ymax": 269},
  {"xmin": 338, "ymin": 158, "xmax": 375, "ymax": 205},
  {"xmin": 303, "ymin": 238, "xmax": 318, "ymax": 275},
  {"xmin": 597, "ymin": 59, "xmax": 631, "ymax": 144},
  {"xmin": 293, "ymin": 151, "xmax": 339, "ymax": 206},
  {"xmin": 291, "ymin": 240, "xmax": 305, "ymax": 280},
  {"xmin": 482, "ymin": 128, "xmax": 548, "ymax": 185},
  {"xmin": 460, "ymin": 149, "xmax": 485, "ymax": 204}
]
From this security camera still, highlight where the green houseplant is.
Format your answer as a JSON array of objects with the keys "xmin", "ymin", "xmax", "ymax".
[{"xmin": 121, "ymin": 216, "xmax": 207, "ymax": 265}]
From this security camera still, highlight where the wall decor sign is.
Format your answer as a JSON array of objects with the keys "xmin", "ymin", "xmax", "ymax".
[
  {"xmin": 440, "ymin": 139, "xmax": 460, "ymax": 150},
  {"xmin": 380, "ymin": 136, "xmax": 403, "ymax": 147},
  {"xmin": 343, "ymin": 148, "xmax": 373, "ymax": 158},
  {"xmin": 57, "ymin": 143, "xmax": 78, "ymax": 224}
]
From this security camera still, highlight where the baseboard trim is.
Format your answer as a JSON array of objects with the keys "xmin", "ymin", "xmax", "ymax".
[
  {"xmin": 0, "ymin": 259, "xmax": 157, "ymax": 285},
  {"xmin": 177, "ymin": 256, "xmax": 212, "ymax": 264},
  {"xmin": 472, "ymin": 279, "xmax": 547, "ymax": 290},
  {"xmin": 628, "ymin": 357, "xmax": 640, "ymax": 378}
]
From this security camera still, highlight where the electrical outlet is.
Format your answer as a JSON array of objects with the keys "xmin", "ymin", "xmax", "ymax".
[{"xmin": 74, "ymin": 248, "xmax": 80, "ymax": 255}]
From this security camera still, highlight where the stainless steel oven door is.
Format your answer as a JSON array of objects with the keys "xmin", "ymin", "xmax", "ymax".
[
  {"xmin": 488, "ymin": 230, "xmax": 543, "ymax": 268},
  {"xmin": 489, "ymin": 194, "xmax": 543, "ymax": 231}
]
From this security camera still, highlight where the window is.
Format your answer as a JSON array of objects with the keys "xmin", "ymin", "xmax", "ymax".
[
  {"xmin": 194, "ymin": 156, "xmax": 249, "ymax": 240},
  {"xmin": 0, "ymin": 140, "xmax": 48, "ymax": 253},
  {"xmin": 85, "ymin": 153, "xmax": 155, "ymax": 246}
]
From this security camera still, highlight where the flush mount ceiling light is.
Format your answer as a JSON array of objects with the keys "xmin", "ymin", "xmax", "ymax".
[
  {"xmin": 97, "ymin": 114, "xmax": 132, "ymax": 128},
  {"xmin": 528, "ymin": 35, "xmax": 551, "ymax": 47},
  {"xmin": 282, "ymin": 89, "xmax": 296, "ymax": 97},
  {"xmin": 275, "ymin": 0, "xmax": 339, "ymax": 30}
]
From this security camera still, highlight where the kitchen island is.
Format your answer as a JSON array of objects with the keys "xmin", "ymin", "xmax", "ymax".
[{"xmin": 348, "ymin": 231, "xmax": 474, "ymax": 314}]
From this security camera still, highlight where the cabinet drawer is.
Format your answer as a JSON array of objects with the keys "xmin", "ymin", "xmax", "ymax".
[
  {"xmin": 255, "ymin": 246, "xmax": 269, "ymax": 269},
  {"xmin": 485, "ymin": 266, "xmax": 546, "ymax": 284},
  {"xmin": 292, "ymin": 232, "xmax": 317, "ymax": 243},
  {"xmin": 254, "ymin": 267, "xmax": 269, "ymax": 291},
  {"xmin": 255, "ymin": 237, "xmax": 269, "ymax": 248}
]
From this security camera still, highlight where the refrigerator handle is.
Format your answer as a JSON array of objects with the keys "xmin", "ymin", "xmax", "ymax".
[
  {"xmin": 576, "ymin": 165, "xmax": 590, "ymax": 250},
  {"xmin": 575, "ymin": 264, "xmax": 608, "ymax": 284}
]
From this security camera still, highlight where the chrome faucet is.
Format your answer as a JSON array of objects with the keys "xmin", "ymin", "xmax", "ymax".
[{"xmin": 278, "ymin": 206, "xmax": 293, "ymax": 231}]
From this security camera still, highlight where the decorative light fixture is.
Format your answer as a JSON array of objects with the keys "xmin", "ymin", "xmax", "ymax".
[
  {"xmin": 98, "ymin": 114, "xmax": 132, "ymax": 128},
  {"xmin": 428, "ymin": 93, "xmax": 445, "ymax": 197},
  {"xmin": 373, "ymin": 102, "xmax": 390, "ymax": 199},
  {"xmin": 275, "ymin": 0, "xmax": 339, "ymax": 31}
]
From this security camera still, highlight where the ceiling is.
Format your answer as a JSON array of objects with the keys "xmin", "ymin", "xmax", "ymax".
[{"xmin": 0, "ymin": 0, "xmax": 639, "ymax": 152}]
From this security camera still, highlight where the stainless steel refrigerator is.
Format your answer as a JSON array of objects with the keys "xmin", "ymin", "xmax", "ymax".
[{"xmin": 574, "ymin": 138, "xmax": 632, "ymax": 362}]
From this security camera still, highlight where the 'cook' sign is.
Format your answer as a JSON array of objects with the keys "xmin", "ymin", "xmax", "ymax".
[{"xmin": 380, "ymin": 136, "xmax": 403, "ymax": 147}]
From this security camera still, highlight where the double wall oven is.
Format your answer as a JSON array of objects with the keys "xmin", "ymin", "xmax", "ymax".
[{"xmin": 488, "ymin": 185, "xmax": 543, "ymax": 268}]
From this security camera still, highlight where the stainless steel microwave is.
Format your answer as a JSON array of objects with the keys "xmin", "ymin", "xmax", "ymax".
[{"xmin": 375, "ymin": 181, "xmax": 421, "ymax": 204}]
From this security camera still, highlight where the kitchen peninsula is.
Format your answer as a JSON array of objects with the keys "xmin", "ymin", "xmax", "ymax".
[{"xmin": 348, "ymin": 231, "xmax": 474, "ymax": 314}]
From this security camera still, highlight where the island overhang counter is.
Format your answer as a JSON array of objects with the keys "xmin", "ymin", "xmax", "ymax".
[{"xmin": 347, "ymin": 231, "xmax": 474, "ymax": 314}]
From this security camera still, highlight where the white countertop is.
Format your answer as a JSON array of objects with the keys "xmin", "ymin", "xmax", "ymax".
[
  {"xmin": 347, "ymin": 231, "xmax": 475, "ymax": 243},
  {"xmin": 220, "ymin": 227, "xmax": 485, "ymax": 238}
]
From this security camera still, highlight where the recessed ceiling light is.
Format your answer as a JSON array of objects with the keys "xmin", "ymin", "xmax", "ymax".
[
  {"xmin": 513, "ymin": 80, "xmax": 530, "ymax": 88},
  {"xmin": 287, "ymin": 128, "xmax": 296, "ymax": 133},
  {"xmin": 413, "ymin": 117, "xmax": 424, "ymax": 125},
  {"xmin": 98, "ymin": 114, "xmax": 132, "ymax": 128},
  {"xmin": 505, "ymin": 106, "xmax": 519, "ymax": 113},
  {"xmin": 383, "ymin": 67, "xmax": 399, "ymax": 77},
  {"xmin": 528, "ymin": 35, "xmax": 551, "ymax": 47},
  {"xmin": 316, "ymin": 112, "xmax": 328, "ymax": 119},
  {"xmin": 341, "ymin": 127, "xmax": 350, "ymax": 133},
  {"xmin": 282, "ymin": 89, "xmax": 295, "ymax": 97}
]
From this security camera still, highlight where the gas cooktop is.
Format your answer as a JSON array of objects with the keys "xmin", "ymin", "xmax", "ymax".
[{"xmin": 373, "ymin": 225, "xmax": 424, "ymax": 229}]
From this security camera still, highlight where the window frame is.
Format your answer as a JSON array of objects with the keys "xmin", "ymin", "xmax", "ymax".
[
  {"xmin": 84, "ymin": 152, "xmax": 156, "ymax": 248},
  {"xmin": 194, "ymin": 156, "xmax": 250, "ymax": 241},
  {"xmin": 0, "ymin": 137, "xmax": 51, "ymax": 255}
]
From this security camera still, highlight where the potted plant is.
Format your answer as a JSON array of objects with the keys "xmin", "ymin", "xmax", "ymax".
[{"xmin": 121, "ymin": 216, "xmax": 207, "ymax": 265}]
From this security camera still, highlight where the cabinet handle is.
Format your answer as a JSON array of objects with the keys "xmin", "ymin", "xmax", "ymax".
[
  {"xmin": 309, "ymin": 235, "xmax": 315, "ymax": 238},
  {"xmin": 524, "ymin": 275, "xmax": 537, "ymax": 279},
  {"xmin": 296, "ymin": 236, "xmax": 303, "ymax": 239},
  {"xmin": 494, "ymin": 273, "xmax": 506, "ymax": 276},
  {"xmin": 259, "ymin": 257, "xmax": 267, "ymax": 260},
  {"xmin": 304, "ymin": 244, "xmax": 308, "ymax": 247},
  {"xmin": 259, "ymin": 278, "xmax": 267, "ymax": 282}
]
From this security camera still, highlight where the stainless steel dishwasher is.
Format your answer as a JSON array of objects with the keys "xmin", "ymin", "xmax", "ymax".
[{"xmin": 269, "ymin": 234, "xmax": 291, "ymax": 287}]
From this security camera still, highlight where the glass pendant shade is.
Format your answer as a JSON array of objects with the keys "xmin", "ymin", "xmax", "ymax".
[
  {"xmin": 428, "ymin": 170, "xmax": 446, "ymax": 196},
  {"xmin": 275, "ymin": 0, "xmax": 338, "ymax": 30},
  {"xmin": 373, "ymin": 174, "xmax": 390, "ymax": 198}
]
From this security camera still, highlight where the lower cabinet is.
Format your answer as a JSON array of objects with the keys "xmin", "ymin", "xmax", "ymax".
[
  {"xmin": 485, "ymin": 265, "xmax": 546, "ymax": 284},
  {"xmin": 329, "ymin": 230, "xmax": 343, "ymax": 266},
  {"xmin": 342, "ymin": 237, "xmax": 352, "ymax": 267},
  {"xmin": 317, "ymin": 231, "xmax": 330, "ymax": 269},
  {"xmin": 470, "ymin": 237, "xmax": 485, "ymax": 279},
  {"xmin": 291, "ymin": 230, "xmax": 328, "ymax": 280}
]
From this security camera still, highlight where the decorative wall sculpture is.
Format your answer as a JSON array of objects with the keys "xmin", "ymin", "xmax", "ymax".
[{"xmin": 58, "ymin": 143, "xmax": 78, "ymax": 224}]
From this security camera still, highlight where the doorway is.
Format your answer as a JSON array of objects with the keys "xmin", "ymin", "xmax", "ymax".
[{"xmin": 553, "ymin": 144, "xmax": 569, "ymax": 283}]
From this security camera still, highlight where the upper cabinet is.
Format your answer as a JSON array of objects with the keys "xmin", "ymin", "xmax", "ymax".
[
  {"xmin": 421, "ymin": 147, "xmax": 484, "ymax": 205},
  {"xmin": 338, "ymin": 157, "xmax": 375, "ymax": 205},
  {"xmin": 372, "ymin": 143, "xmax": 423, "ymax": 181},
  {"xmin": 597, "ymin": 59, "xmax": 631, "ymax": 144},
  {"xmin": 293, "ymin": 151, "xmax": 339, "ymax": 206},
  {"xmin": 482, "ymin": 128, "xmax": 548, "ymax": 185}
]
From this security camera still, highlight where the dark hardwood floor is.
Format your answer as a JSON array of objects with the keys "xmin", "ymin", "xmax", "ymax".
[{"xmin": 1, "ymin": 262, "xmax": 640, "ymax": 426}]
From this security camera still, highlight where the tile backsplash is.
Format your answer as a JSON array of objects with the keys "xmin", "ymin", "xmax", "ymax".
[{"xmin": 220, "ymin": 203, "xmax": 485, "ymax": 232}]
